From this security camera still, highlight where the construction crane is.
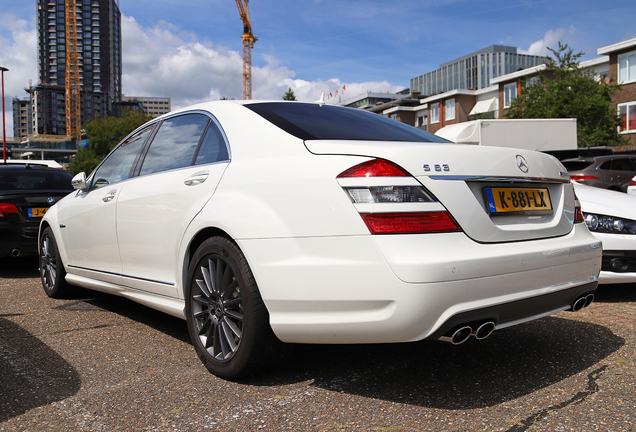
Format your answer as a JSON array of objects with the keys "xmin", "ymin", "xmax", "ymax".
[
  {"xmin": 65, "ymin": 0, "xmax": 81, "ymax": 142},
  {"xmin": 235, "ymin": 0, "xmax": 257, "ymax": 100}
]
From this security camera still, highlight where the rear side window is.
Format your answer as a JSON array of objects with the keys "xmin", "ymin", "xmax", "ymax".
[
  {"xmin": 0, "ymin": 169, "xmax": 72, "ymax": 191},
  {"xmin": 139, "ymin": 114, "xmax": 210, "ymax": 176},
  {"xmin": 195, "ymin": 122, "xmax": 229, "ymax": 165},
  {"xmin": 611, "ymin": 158, "xmax": 636, "ymax": 171},
  {"xmin": 245, "ymin": 102, "xmax": 449, "ymax": 142},
  {"xmin": 561, "ymin": 161, "xmax": 593, "ymax": 171}
]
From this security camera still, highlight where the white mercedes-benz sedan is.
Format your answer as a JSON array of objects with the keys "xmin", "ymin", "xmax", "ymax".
[
  {"xmin": 574, "ymin": 181, "xmax": 636, "ymax": 284},
  {"xmin": 40, "ymin": 101, "xmax": 601, "ymax": 380}
]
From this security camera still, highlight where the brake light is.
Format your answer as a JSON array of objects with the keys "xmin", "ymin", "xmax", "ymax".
[
  {"xmin": 570, "ymin": 174, "xmax": 598, "ymax": 181},
  {"xmin": 361, "ymin": 212, "xmax": 461, "ymax": 234},
  {"xmin": 338, "ymin": 159, "xmax": 409, "ymax": 178},
  {"xmin": 0, "ymin": 203, "xmax": 19, "ymax": 217},
  {"xmin": 630, "ymin": 179, "xmax": 636, "ymax": 187},
  {"xmin": 574, "ymin": 203, "xmax": 585, "ymax": 223}
]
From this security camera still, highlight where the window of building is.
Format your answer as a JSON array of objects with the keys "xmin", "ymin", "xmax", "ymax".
[
  {"xmin": 618, "ymin": 51, "xmax": 636, "ymax": 84},
  {"xmin": 445, "ymin": 99, "xmax": 455, "ymax": 121},
  {"xmin": 430, "ymin": 103, "xmax": 440, "ymax": 124},
  {"xmin": 504, "ymin": 83, "xmax": 517, "ymax": 108},
  {"xmin": 619, "ymin": 101, "xmax": 636, "ymax": 133}
]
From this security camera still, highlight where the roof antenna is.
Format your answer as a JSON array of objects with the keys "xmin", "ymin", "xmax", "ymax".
[{"xmin": 315, "ymin": 92, "xmax": 326, "ymax": 107}]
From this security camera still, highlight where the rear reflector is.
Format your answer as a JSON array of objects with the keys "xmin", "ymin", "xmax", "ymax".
[
  {"xmin": 0, "ymin": 203, "xmax": 19, "ymax": 217},
  {"xmin": 361, "ymin": 212, "xmax": 461, "ymax": 234},
  {"xmin": 338, "ymin": 159, "xmax": 410, "ymax": 178}
]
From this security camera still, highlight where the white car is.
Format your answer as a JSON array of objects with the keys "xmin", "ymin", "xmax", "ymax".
[
  {"xmin": 627, "ymin": 175, "xmax": 636, "ymax": 196},
  {"xmin": 574, "ymin": 181, "xmax": 636, "ymax": 283},
  {"xmin": 39, "ymin": 101, "xmax": 601, "ymax": 380}
]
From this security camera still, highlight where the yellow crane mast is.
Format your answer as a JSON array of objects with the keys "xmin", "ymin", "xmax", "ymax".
[
  {"xmin": 65, "ymin": 0, "xmax": 81, "ymax": 141},
  {"xmin": 235, "ymin": 0, "xmax": 257, "ymax": 100}
]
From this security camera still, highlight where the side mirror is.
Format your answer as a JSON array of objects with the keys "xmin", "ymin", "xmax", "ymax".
[{"xmin": 71, "ymin": 172, "xmax": 87, "ymax": 191}]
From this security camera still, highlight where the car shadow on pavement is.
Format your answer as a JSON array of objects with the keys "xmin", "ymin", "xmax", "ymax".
[
  {"xmin": 0, "ymin": 256, "xmax": 40, "ymax": 279},
  {"xmin": 0, "ymin": 318, "xmax": 82, "ymax": 422},
  {"xmin": 252, "ymin": 316, "xmax": 624, "ymax": 410},
  {"xmin": 593, "ymin": 283, "xmax": 636, "ymax": 303}
]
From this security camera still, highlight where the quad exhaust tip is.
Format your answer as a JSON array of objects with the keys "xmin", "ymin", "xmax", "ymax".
[
  {"xmin": 570, "ymin": 293, "xmax": 594, "ymax": 312},
  {"xmin": 439, "ymin": 321, "xmax": 496, "ymax": 345}
]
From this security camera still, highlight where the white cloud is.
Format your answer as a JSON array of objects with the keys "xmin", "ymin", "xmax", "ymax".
[
  {"xmin": 519, "ymin": 26, "xmax": 576, "ymax": 57},
  {"xmin": 0, "ymin": 13, "xmax": 37, "ymax": 137},
  {"xmin": 122, "ymin": 16, "xmax": 402, "ymax": 108}
]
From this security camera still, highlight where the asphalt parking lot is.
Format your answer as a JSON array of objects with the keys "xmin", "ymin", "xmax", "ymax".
[{"xmin": 1, "ymin": 257, "xmax": 635, "ymax": 431}]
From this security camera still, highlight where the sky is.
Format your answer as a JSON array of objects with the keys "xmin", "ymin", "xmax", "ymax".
[{"xmin": 1, "ymin": 0, "xmax": 635, "ymax": 136}]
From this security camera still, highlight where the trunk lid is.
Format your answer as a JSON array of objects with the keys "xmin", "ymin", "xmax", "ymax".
[{"xmin": 306, "ymin": 140, "xmax": 574, "ymax": 243}]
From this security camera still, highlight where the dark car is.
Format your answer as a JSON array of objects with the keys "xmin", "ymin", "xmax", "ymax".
[
  {"xmin": 562, "ymin": 154, "xmax": 636, "ymax": 192},
  {"xmin": 0, "ymin": 164, "xmax": 73, "ymax": 257}
]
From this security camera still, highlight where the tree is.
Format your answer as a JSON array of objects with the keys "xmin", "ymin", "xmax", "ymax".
[
  {"xmin": 283, "ymin": 87, "xmax": 297, "ymax": 101},
  {"xmin": 506, "ymin": 42, "xmax": 625, "ymax": 147},
  {"xmin": 69, "ymin": 110, "xmax": 153, "ymax": 175}
]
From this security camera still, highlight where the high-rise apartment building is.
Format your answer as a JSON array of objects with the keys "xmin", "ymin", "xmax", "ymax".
[
  {"xmin": 410, "ymin": 45, "xmax": 546, "ymax": 97},
  {"xmin": 32, "ymin": 0, "xmax": 122, "ymax": 135}
]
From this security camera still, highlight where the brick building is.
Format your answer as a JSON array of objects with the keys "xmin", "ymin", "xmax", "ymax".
[{"xmin": 598, "ymin": 38, "xmax": 636, "ymax": 145}]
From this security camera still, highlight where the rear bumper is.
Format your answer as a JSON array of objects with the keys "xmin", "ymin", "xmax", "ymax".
[
  {"xmin": 238, "ymin": 225, "xmax": 601, "ymax": 344},
  {"xmin": 0, "ymin": 225, "xmax": 39, "ymax": 257}
]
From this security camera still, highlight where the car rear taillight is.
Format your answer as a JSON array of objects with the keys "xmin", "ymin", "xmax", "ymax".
[
  {"xmin": 361, "ymin": 212, "xmax": 461, "ymax": 234},
  {"xmin": 574, "ymin": 203, "xmax": 585, "ymax": 223},
  {"xmin": 570, "ymin": 174, "xmax": 599, "ymax": 181},
  {"xmin": 338, "ymin": 159, "xmax": 462, "ymax": 235},
  {"xmin": 630, "ymin": 179, "xmax": 636, "ymax": 187},
  {"xmin": 338, "ymin": 159, "xmax": 410, "ymax": 178},
  {"xmin": 0, "ymin": 203, "xmax": 19, "ymax": 217}
]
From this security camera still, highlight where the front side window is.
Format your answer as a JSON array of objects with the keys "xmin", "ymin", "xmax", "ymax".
[
  {"xmin": 504, "ymin": 83, "xmax": 517, "ymax": 108},
  {"xmin": 430, "ymin": 103, "xmax": 440, "ymax": 124},
  {"xmin": 618, "ymin": 101, "xmax": 636, "ymax": 133},
  {"xmin": 618, "ymin": 51, "xmax": 636, "ymax": 84},
  {"xmin": 445, "ymin": 99, "xmax": 455, "ymax": 121},
  {"xmin": 91, "ymin": 125, "xmax": 154, "ymax": 190},
  {"xmin": 139, "ymin": 113, "xmax": 209, "ymax": 176}
]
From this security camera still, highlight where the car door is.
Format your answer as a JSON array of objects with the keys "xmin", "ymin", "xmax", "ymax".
[
  {"xmin": 115, "ymin": 112, "xmax": 230, "ymax": 296},
  {"xmin": 60, "ymin": 125, "xmax": 155, "ymax": 285},
  {"xmin": 610, "ymin": 158, "xmax": 636, "ymax": 191}
]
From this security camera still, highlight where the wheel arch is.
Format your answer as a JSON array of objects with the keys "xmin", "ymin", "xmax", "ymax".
[{"xmin": 181, "ymin": 226, "xmax": 234, "ymax": 295}]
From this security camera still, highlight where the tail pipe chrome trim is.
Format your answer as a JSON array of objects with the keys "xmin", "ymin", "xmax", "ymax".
[
  {"xmin": 438, "ymin": 321, "xmax": 496, "ymax": 345},
  {"xmin": 570, "ymin": 293, "xmax": 595, "ymax": 312},
  {"xmin": 11, "ymin": 249, "xmax": 20, "ymax": 257}
]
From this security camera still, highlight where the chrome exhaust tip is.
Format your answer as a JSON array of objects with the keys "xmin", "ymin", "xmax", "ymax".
[
  {"xmin": 571, "ymin": 296, "xmax": 587, "ymax": 312},
  {"xmin": 11, "ymin": 249, "xmax": 20, "ymax": 257},
  {"xmin": 584, "ymin": 293, "xmax": 594, "ymax": 308},
  {"xmin": 474, "ymin": 321, "xmax": 496, "ymax": 340},
  {"xmin": 439, "ymin": 325, "xmax": 473, "ymax": 345}
]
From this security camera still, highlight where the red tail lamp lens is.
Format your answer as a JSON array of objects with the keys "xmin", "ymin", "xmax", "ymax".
[
  {"xmin": 574, "ymin": 204, "xmax": 585, "ymax": 223},
  {"xmin": 338, "ymin": 159, "xmax": 410, "ymax": 178},
  {"xmin": 361, "ymin": 212, "xmax": 461, "ymax": 234},
  {"xmin": 0, "ymin": 203, "xmax": 19, "ymax": 217},
  {"xmin": 570, "ymin": 175, "xmax": 598, "ymax": 181}
]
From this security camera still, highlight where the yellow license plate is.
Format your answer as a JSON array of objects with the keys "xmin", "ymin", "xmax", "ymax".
[
  {"xmin": 28, "ymin": 207, "xmax": 48, "ymax": 218},
  {"xmin": 485, "ymin": 187, "xmax": 552, "ymax": 215}
]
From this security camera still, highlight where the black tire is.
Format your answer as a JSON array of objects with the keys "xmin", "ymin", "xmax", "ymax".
[
  {"xmin": 40, "ymin": 227, "xmax": 72, "ymax": 298},
  {"xmin": 185, "ymin": 236, "xmax": 285, "ymax": 381}
]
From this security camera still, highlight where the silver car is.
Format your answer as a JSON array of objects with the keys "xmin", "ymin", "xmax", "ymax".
[{"xmin": 562, "ymin": 154, "xmax": 636, "ymax": 192}]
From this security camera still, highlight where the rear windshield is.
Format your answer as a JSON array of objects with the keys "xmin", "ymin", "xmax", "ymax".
[
  {"xmin": 245, "ymin": 102, "xmax": 449, "ymax": 142},
  {"xmin": 561, "ymin": 161, "xmax": 594, "ymax": 171},
  {"xmin": 0, "ymin": 168, "xmax": 73, "ymax": 191}
]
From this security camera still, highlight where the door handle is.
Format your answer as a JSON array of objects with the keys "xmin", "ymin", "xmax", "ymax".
[
  {"xmin": 103, "ymin": 190, "xmax": 117, "ymax": 202},
  {"xmin": 184, "ymin": 172, "xmax": 209, "ymax": 186}
]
